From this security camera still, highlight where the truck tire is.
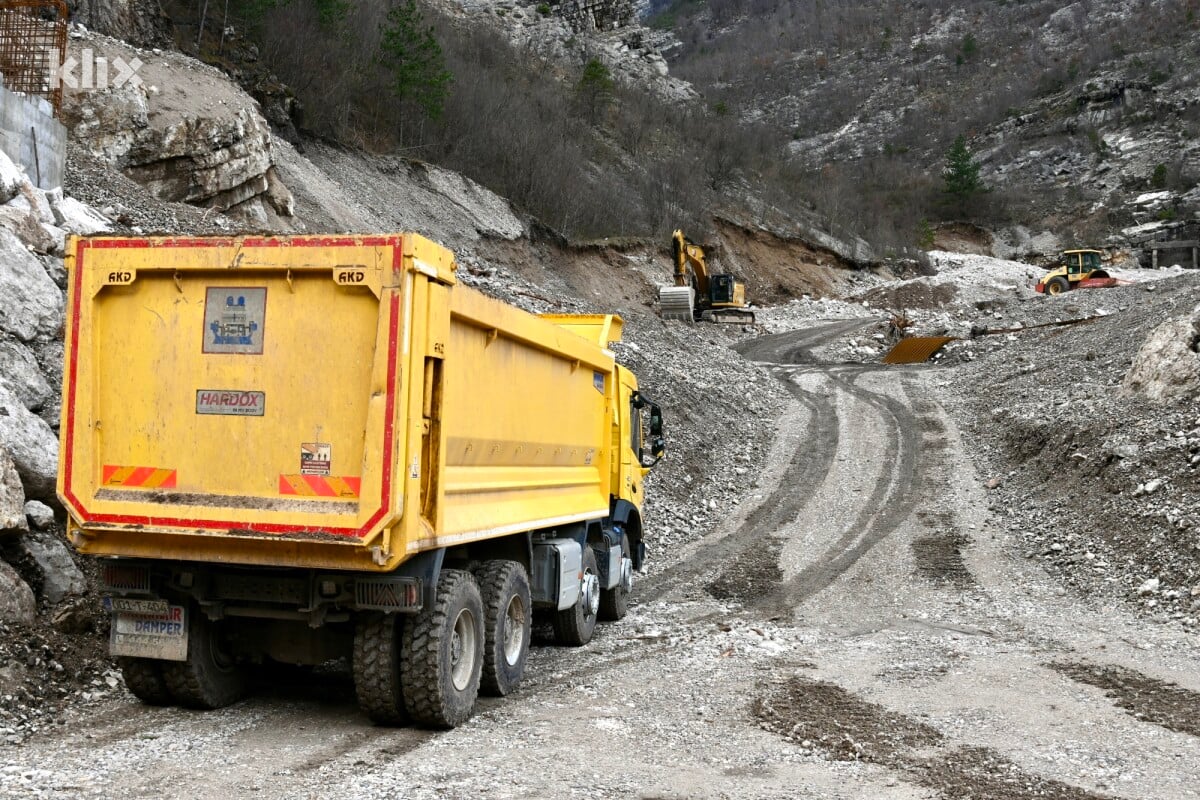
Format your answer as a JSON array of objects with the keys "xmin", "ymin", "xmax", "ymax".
[
  {"xmin": 353, "ymin": 612, "xmax": 408, "ymax": 725},
  {"xmin": 599, "ymin": 534, "xmax": 632, "ymax": 622},
  {"xmin": 474, "ymin": 560, "xmax": 531, "ymax": 697},
  {"xmin": 553, "ymin": 546, "xmax": 600, "ymax": 646},
  {"xmin": 162, "ymin": 611, "xmax": 247, "ymax": 710},
  {"xmin": 117, "ymin": 657, "xmax": 173, "ymax": 706},
  {"xmin": 400, "ymin": 569, "xmax": 484, "ymax": 728}
]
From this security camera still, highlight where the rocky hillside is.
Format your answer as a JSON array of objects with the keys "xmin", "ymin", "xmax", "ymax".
[
  {"xmin": 659, "ymin": 0, "xmax": 1200, "ymax": 254},
  {"xmin": 2, "ymin": 0, "xmax": 1199, "ymax": 749}
]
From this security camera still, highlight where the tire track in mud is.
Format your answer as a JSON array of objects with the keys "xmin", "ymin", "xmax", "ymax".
[
  {"xmin": 1051, "ymin": 661, "xmax": 1200, "ymax": 739},
  {"xmin": 638, "ymin": 321, "xmax": 857, "ymax": 605},
  {"xmin": 774, "ymin": 366, "xmax": 928, "ymax": 608},
  {"xmin": 756, "ymin": 676, "xmax": 1116, "ymax": 800},
  {"xmin": 642, "ymin": 320, "xmax": 948, "ymax": 611}
]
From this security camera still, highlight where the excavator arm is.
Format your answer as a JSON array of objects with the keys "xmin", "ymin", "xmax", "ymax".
[{"xmin": 671, "ymin": 229, "xmax": 710, "ymax": 298}]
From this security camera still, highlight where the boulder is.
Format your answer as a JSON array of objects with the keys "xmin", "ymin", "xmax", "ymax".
[
  {"xmin": 0, "ymin": 204, "xmax": 57, "ymax": 254},
  {"xmin": 0, "ymin": 559, "xmax": 36, "ymax": 623},
  {"xmin": 0, "ymin": 149, "xmax": 21, "ymax": 204},
  {"xmin": 17, "ymin": 530, "xmax": 86, "ymax": 604},
  {"xmin": 50, "ymin": 196, "xmax": 113, "ymax": 235},
  {"xmin": 24, "ymin": 500, "xmax": 55, "ymax": 531},
  {"xmin": 0, "ymin": 227, "xmax": 65, "ymax": 342},
  {"xmin": 1122, "ymin": 306, "xmax": 1200, "ymax": 403},
  {"xmin": 0, "ymin": 338, "xmax": 53, "ymax": 412},
  {"xmin": 0, "ymin": 382, "xmax": 59, "ymax": 503},
  {"xmin": 122, "ymin": 108, "xmax": 276, "ymax": 211},
  {"xmin": 29, "ymin": 339, "xmax": 64, "ymax": 432},
  {"xmin": 8, "ymin": 181, "xmax": 57, "ymax": 225},
  {"xmin": 0, "ymin": 448, "xmax": 26, "ymax": 533},
  {"xmin": 40, "ymin": 224, "xmax": 67, "ymax": 257},
  {"xmin": 41, "ymin": 255, "xmax": 68, "ymax": 290}
]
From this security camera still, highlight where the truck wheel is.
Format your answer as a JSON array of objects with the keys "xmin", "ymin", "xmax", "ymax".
[
  {"xmin": 1047, "ymin": 277, "xmax": 1070, "ymax": 295},
  {"xmin": 474, "ymin": 560, "xmax": 531, "ymax": 697},
  {"xmin": 599, "ymin": 535, "xmax": 633, "ymax": 622},
  {"xmin": 162, "ymin": 611, "xmax": 247, "ymax": 710},
  {"xmin": 553, "ymin": 546, "xmax": 600, "ymax": 646},
  {"xmin": 117, "ymin": 657, "xmax": 173, "ymax": 706},
  {"xmin": 400, "ymin": 569, "xmax": 484, "ymax": 728},
  {"xmin": 353, "ymin": 612, "xmax": 408, "ymax": 725}
]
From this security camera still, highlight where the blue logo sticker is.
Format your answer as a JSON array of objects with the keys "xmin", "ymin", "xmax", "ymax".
[{"xmin": 203, "ymin": 287, "xmax": 267, "ymax": 355}]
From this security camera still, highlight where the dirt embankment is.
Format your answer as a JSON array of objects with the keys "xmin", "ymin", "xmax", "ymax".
[
  {"xmin": 948, "ymin": 272, "xmax": 1200, "ymax": 626},
  {"xmin": 708, "ymin": 218, "xmax": 873, "ymax": 305}
]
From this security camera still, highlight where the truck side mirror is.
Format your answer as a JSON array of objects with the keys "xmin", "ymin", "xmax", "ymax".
[{"xmin": 637, "ymin": 398, "xmax": 665, "ymax": 468}]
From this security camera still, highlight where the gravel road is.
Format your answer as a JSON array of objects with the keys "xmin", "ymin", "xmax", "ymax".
[{"xmin": 3, "ymin": 319, "xmax": 1199, "ymax": 800}]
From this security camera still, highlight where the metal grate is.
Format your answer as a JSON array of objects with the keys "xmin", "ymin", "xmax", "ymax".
[
  {"xmin": 0, "ymin": 0, "xmax": 67, "ymax": 115},
  {"xmin": 101, "ymin": 562, "xmax": 152, "ymax": 593},
  {"xmin": 882, "ymin": 336, "xmax": 955, "ymax": 364},
  {"xmin": 355, "ymin": 578, "xmax": 420, "ymax": 611}
]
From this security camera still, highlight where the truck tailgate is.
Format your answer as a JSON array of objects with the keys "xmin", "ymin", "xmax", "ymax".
[{"xmin": 59, "ymin": 236, "xmax": 415, "ymax": 564}]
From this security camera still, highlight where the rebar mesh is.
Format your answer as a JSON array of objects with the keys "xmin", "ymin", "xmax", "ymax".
[{"xmin": 0, "ymin": 0, "xmax": 67, "ymax": 115}]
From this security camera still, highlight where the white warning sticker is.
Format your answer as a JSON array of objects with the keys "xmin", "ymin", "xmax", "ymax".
[{"xmin": 300, "ymin": 442, "xmax": 331, "ymax": 475}]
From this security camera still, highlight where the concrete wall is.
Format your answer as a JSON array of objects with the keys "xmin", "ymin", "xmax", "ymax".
[{"xmin": 0, "ymin": 77, "xmax": 66, "ymax": 190}]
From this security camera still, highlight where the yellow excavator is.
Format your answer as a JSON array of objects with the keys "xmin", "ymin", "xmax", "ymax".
[{"xmin": 659, "ymin": 230, "xmax": 755, "ymax": 324}]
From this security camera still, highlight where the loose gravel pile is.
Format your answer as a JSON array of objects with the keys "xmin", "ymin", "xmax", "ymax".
[
  {"xmin": 63, "ymin": 144, "xmax": 245, "ymax": 236},
  {"xmin": 0, "ymin": 614, "xmax": 120, "ymax": 745},
  {"xmin": 945, "ymin": 270, "xmax": 1200, "ymax": 630}
]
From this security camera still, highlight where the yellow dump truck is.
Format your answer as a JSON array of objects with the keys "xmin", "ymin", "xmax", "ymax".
[{"xmin": 58, "ymin": 233, "xmax": 664, "ymax": 728}]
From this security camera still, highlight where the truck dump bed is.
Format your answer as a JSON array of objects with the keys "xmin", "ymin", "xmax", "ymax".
[{"xmin": 59, "ymin": 234, "xmax": 622, "ymax": 573}]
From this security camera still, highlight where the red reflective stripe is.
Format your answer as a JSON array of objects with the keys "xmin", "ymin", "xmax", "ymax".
[
  {"xmin": 124, "ymin": 467, "xmax": 157, "ymax": 487},
  {"xmin": 302, "ymin": 475, "xmax": 337, "ymax": 497}
]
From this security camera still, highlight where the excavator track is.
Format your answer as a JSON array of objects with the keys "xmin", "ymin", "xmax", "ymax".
[
  {"xmin": 659, "ymin": 286, "xmax": 696, "ymax": 323},
  {"xmin": 703, "ymin": 309, "xmax": 757, "ymax": 325}
]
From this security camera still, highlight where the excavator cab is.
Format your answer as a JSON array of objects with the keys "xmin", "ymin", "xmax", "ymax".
[{"xmin": 710, "ymin": 274, "xmax": 737, "ymax": 305}]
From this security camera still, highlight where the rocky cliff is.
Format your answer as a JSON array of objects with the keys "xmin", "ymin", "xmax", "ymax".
[{"xmin": 61, "ymin": 30, "xmax": 295, "ymax": 228}]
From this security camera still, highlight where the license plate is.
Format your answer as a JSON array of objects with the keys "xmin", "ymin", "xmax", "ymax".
[
  {"xmin": 109, "ymin": 603, "xmax": 188, "ymax": 661},
  {"xmin": 105, "ymin": 597, "xmax": 169, "ymax": 615}
]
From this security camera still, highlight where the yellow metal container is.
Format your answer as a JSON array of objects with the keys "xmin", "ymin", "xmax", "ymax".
[{"xmin": 59, "ymin": 234, "xmax": 639, "ymax": 573}]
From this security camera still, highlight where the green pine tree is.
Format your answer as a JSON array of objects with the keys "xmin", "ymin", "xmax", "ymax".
[
  {"xmin": 576, "ymin": 58, "xmax": 615, "ymax": 123},
  {"xmin": 942, "ymin": 134, "xmax": 984, "ymax": 207},
  {"xmin": 377, "ymin": 0, "xmax": 452, "ymax": 122}
]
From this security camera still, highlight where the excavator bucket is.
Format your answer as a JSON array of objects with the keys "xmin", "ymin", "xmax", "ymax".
[{"xmin": 659, "ymin": 286, "xmax": 695, "ymax": 323}]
